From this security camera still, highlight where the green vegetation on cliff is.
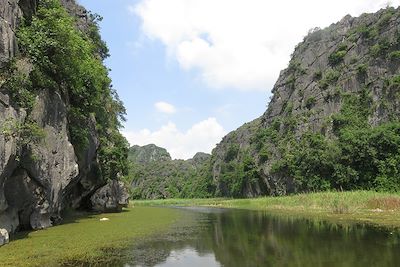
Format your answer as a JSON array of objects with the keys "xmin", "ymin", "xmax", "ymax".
[
  {"xmin": 7, "ymin": 0, "xmax": 128, "ymax": 179},
  {"xmin": 270, "ymin": 90, "xmax": 400, "ymax": 193}
]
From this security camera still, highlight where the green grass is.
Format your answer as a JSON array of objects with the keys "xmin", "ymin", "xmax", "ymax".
[
  {"xmin": 133, "ymin": 191, "xmax": 400, "ymax": 228},
  {"xmin": 0, "ymin": 206, "xmax": 181, "ymax": 267}
]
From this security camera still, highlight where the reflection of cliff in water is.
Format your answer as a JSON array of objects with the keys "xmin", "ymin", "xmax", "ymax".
[{"xmin": 128, "ymin": 208, "xmax": 400, "ymax": 267}]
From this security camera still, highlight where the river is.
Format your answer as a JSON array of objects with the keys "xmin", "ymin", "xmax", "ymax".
[{"xmin": 118, "ymin": 207, "xmax": 400, "ymax": 267}]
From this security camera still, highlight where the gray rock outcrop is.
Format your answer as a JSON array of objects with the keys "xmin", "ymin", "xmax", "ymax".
[
  {"xmin": 90, "ymin": 180, "xmax": 129, "ymax": 212},
  {"xmin": 0, "ymin": 0, "xmax": 23, "ymax": 67}
]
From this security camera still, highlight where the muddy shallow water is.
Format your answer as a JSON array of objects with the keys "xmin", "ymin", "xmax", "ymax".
[{"xmin": 105, "ymin": 206, "xmax": 400, "ymax": 267}]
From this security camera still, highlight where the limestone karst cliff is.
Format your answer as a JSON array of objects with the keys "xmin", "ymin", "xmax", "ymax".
[
  {"xmin": 0, "ymin": 0, "xmax": 129, "ymax": 235},
  {"xmin": 210, "ymin": 7, "xmax": 400, "ymax": 197}
]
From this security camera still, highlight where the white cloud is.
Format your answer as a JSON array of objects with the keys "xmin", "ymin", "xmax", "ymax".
[
  {"xmin": 154, "ymin": 101, "xmax": 177, "ymax": 114},
  {"xmin": 132, "ymin": 0, "xmax": 400, "ymax": 91},
  {"xmin": 122, "ymin": 118, "xmax": 226, "ymax": 159}
]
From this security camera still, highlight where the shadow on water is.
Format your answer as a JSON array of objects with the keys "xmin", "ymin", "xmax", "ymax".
[{"xmin": 115, "ymin": 207, "xmax": 400, "ymax": 267}]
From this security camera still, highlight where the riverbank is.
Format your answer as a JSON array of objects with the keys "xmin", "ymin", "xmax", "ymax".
[
  {"xmin": 133, "ymin": 191, "xmax": 400, "ymax": 228},
  {"xmin": 0, "ymin": 207, "xmax": 181, "ymax": 267}
]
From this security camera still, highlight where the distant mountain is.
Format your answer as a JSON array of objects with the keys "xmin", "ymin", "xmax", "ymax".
[
  {"xmin": 128, "ymin": 145, "xmax": 212, "ymax": 199},
  {"xmin": 128, "ymin": 144, "xmax": 172, "ymax": 164}
]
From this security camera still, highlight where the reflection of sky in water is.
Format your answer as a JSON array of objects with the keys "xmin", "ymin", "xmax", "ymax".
[
  {"xmin": 154, "ymin": 248, "xmax": 220, "ymax": 267},
  {"xmin": 127, "ymin": 247, "xmax": 220, "ymax": 267}
]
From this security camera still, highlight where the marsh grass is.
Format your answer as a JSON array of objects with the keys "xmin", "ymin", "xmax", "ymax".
[
  {"xmin": 133, "ymin": 191, "xmax": 400, "ymax": 227},
  {"xmin": 0, "ymin": 207, "xmax": 181, "ymax": 267},
  {"xmin": 133, "ymin": 191, "xmax": 400, "ymax": 211},
  {"xmin": 367, "ymin": 197, "xmax": 400, "ymax": 210}
]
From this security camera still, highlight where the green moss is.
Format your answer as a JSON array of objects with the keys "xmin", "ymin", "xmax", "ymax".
[{"xmin": 0, "ymin": 207, "xmax": 181, "ymax": 267}]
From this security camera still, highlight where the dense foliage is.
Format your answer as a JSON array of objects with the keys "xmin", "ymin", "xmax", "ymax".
[
  {"xmin": 130, "ymin": 160, "xmax": 214, "ymax": 199},
  {"xmin": 7, "ymin": 0, "xmax": 128, "ymax": 179}
]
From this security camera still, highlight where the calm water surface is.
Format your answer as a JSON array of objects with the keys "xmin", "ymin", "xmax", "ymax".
[{"xmin": 122, "ymin": 207, "xmax": 400, "ymax": 267}]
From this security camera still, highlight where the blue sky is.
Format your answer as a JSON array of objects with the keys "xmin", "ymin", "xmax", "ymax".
[{"xmin": 78, "ymin": 0, "xmax": 398, "ymax": 159}]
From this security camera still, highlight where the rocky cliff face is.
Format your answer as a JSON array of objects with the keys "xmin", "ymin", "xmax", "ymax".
[
  {"xmin": 0, "ymin": 0, "xmax": 22, "ymax": 67},
  {"xmin": 129, "ymin": 145, "xmax": 211, "ymax": 199},
  {"xmin": 0, "ymin": 0, "xmax": 128, "ymax": 235},
  {"xmin": 211, "ymin": 7, "xmax": 400, "ymax": 197}
]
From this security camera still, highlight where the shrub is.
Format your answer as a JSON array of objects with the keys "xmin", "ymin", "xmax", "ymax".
[
  {"xmin": 387, "ymin": 75, "xmax": 400, "ymax": 88},
  {"xmin": 319, "ymin": 69, "xmax": 340, "ymax": 89},
  {"xmin": 356, "ymin": 64, "xmax": 368, "ymax": 75},
  {"xmin": 357, "ymin": 25, "xmax": 378, "ymax": 40},
  {"xmin": 225, "ymin": 144, "xmax": 239, "ymax": 162},
  {"xmin": 377, "ymin": 9, "xmax": 394, "ymax": 31},
  {"xmin": 313, "ymin": 70, "xmax": 322, "ymax": 81},
  {"xmin": 370, "ymin": 39, "xmax": 390, "ymax": 57},
  {"xmin": 328, "ymin": 44, "xmax": 348, "ymax": 66},
  {"xmin": 305, "ymin": 97, "xmax": 316, "ymax": 109},
  {"xmin": 0, "ymin": 118, "xmax": 45, "ymax": 145},
  {"xmin": 259, "ymin": 146, "xmax": 270, "ymax": 163}
]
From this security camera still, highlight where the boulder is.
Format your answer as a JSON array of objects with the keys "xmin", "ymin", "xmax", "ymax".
[
  {"xmin": 90, "ymin": 180, "xmax": 129, "ymax": 212},
  {"xmin": 0, "ymin": 228, "xmax": 9, "ymax": 246}
]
